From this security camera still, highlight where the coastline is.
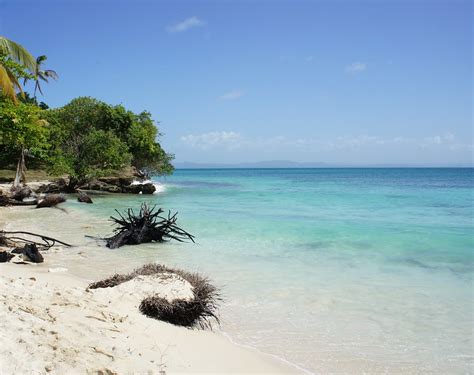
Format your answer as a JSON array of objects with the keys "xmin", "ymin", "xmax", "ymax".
[{"xmin": 0, "ymin": 203, "xmax": 300, "ymax": 374}]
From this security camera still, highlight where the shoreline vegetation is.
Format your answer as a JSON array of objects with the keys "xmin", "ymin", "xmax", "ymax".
[{"xmin": 0, "ymin": 37, "xmax": 300, "ymax": 373}]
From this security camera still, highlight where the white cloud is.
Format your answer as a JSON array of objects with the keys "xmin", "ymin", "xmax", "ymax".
[
  {"xmin": 166, "ymin": 17, "xmax": 205, "ymax": 33},
  {"xmin": 180, "ymin": 131, "xmax": 242, "ymax": 150},
  {"xmin": 345, "ymin": 62, "xmax": 367, "ymax": 73},
  {"xmin": 219, "ymin": 90, "xmax": 245, "ymax": 100},
  {"xmin": 180, "ymin": 131, "xmax": 471, "ymax": 153}
]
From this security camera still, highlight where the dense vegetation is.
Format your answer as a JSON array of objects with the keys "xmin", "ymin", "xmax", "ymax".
[{"xmin": 0, "ymin": 36, "xmax": 174, "ymax": 185}]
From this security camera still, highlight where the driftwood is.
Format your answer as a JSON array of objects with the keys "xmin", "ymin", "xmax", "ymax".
[
  {"xmin": 102, "ymin": 203, "xmax": 195, "ymax": 249},
  {"xmin": 36, "ymin": 194, "xmax": 66, "ymax": 208},
  {"xmin": 13, "ymin": 148, "xmax": 27, "ymax": 188},
  {"xmin": 77, "ymin": 191, "xmax": 93, "ymax": 204},
  {"xmin": 0, "ymin": 231, "xmax": 71, "ymax": 263},
  {"xmin": 0, "ymin": 230, "xmax": 72, "ymax": 249},
  {"xmin": 88, "ymin": 263, "xmax": 220, "ymax": 329},
  {"xmin": 11, "ymin": 186, "xmax": 33, "ymax": 201},
  {"xmin": 0, "ymin": 188, "xmax": 36, "ymax": 206}
]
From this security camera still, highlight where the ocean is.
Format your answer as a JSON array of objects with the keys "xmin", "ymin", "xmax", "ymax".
[{"xmin": 33, "ymin": 168, "xmax": 474, "ymax": 373}]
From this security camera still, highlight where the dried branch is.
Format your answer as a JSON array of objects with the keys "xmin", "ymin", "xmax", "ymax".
[{"xmin": 102, "ymin": 203, "xmax": 195, "ymax": 249}]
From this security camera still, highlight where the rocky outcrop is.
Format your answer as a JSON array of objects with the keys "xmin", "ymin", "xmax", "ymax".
[
  {"xmin": 78, "ymin": 179, "xmax": 156, "ymax": 194},
  {"xmin": 36, "ymin": 178, "xmax": 69, "ymax": 194},
  {"xmin": 2, "ymin": 174, "xmax": 156, "ymax": 197},
  {"xmin": 141, "ymin": 183, "xmax": 156, "ymax": 194}
]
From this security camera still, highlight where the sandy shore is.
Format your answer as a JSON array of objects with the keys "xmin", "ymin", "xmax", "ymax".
[{"xmin": 0, "ymin": 205, "xmax": 299, "ymax": 374}]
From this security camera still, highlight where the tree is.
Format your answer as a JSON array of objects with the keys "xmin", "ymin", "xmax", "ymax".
[
  {"xmin": 0, "ymin": 99, "xmax": 50, "ymax": 186},
  {"xmin": 0, "ymin": 36, "xmax": 36, "ymax": 102},
  {"xmin": 48, "ymin": 97, "xmax": 174, "ymax": 185},
  {"xmin": 25, "ymin": 55, "xmax": 58, "ymax": 98},
  {"xmin": 128, "ymin": 111, "xmax": 174, "ymax": 175}
]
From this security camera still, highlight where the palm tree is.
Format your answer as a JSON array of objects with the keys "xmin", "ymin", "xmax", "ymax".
[
  {"xmin": 27, "ymin": 55, "xmax": 58, "ymax": 98},
  {"xmin": 0, "ymin": 36, "xmax": 36, "ymax": 102}
]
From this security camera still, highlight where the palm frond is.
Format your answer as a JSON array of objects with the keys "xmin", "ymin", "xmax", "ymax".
[
  {"xmin": 44, "ymin": 69, "xmax": 58, "ymax": 80},
  {"xmin": 0, "ymin": 65, "xmax": 18, "ymax": 102},
  {"xmin": 0, "ymin": 36, "xmax": 36, "ymax": 72},
  {"xmin": 5, "ymin": 67, "xmax": 23, "ymax": 96},
  {"xmin": 36, "ymin": 55, "xmax": 47, "ymax": 65},
  {"xmin": 35, "ymin": 80, "xmax": 43, "ymax": 96}
]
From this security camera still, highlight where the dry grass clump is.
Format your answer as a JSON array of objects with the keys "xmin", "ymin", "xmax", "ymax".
[
  {"xmin": 88, "ymin": 273, "xmax": 135, "ymax": 289},
  {"xmin": 88, "ymin": 263, "xmax": 220, "ymax": 329}
]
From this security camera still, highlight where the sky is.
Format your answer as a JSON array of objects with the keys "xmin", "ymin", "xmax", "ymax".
[{"xmin": 1, "ymin": 0, "xmax": 472, "ymax": 166}]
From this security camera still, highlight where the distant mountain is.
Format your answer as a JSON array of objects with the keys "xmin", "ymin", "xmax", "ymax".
[
  {"xmin": 173, "ymin": 160, "xmax": 328, "ymax": 169},
  {"xmin": 173, "ymin": 161, "xmax": 473, "ymax": 169}
]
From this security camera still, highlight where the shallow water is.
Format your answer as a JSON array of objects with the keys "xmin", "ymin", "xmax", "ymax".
[{"xmin": 5, "ymin": 168, "xmax": 473, "ymax": 373}]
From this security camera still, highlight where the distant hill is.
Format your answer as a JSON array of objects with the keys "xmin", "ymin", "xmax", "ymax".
[
  {"xmin": 173, "ymin": 161, "xmax": 473, "ymax": 169},
  {"xmin": 173, "ymin": 160, "xmax": 328, "ymax": 169}
]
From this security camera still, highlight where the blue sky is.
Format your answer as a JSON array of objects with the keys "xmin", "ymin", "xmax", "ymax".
[{"xmin": 1, "ymin": 0, "xmax": 472, "ymax": 165}]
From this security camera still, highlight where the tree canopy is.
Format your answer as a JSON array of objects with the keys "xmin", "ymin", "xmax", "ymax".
[
  {"xmin": 0, "ymin": 99, "xmax": 50, "ymax": 165},
  {"xmin": 47, "ymin": 97, "xmax": 174, "ymax": 180},
  {"xmin": 0, "ymin": 95, "xmax": 174, "ymax": 181},
  {"xmin": 0, "ymin": 37, "xmax": 174, "ymax": 183}
]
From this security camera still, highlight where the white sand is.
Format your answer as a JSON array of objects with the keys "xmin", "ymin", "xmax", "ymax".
[{"xmin": 0, "ymin": 206, "xmax": 299, "ymax": 374}]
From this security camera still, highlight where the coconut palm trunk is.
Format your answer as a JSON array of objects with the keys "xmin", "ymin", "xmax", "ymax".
[{"xmin": 13, "ymin": 148, "xmax": 27, "ymax": 188}]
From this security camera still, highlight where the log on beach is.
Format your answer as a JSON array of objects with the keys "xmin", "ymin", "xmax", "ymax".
[
  {"xmin": 0, "ymin": 190, "xmax": 37, "ymax": 206},
  {"xmin": 36, "ymin": 194, "xmax": 66, "ymax": 208}
]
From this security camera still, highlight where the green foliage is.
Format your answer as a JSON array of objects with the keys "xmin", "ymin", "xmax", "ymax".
[
  {"xmin": 0, "ymin": 98, "xmax": 50, "ymax": 167},
  {"xmin": 17, "ymin": 91, "xmax": 49, "ymax": 109},
  {"xmin": 47, "ymin": 97, "xmax": 174, "ymax": 180},
  {"xmin": 128, "ymin": 111, "xmax": 175, "ymax": 174},
  {"xmin": 0, "ymin": 55, "xmax": 34, "ymax": 82},
  {"xmin": 76, "ymin": 130, "xmax": 131, "ymax": 178}
]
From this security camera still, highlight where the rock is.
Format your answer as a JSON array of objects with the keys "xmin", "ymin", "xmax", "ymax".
[
  {"xmin": 98, "ymin": 176, "xmax": 135, "ymax": 186},
  {"xmin": 122, "ymin": 184, "xmax": 143, "ymax": 194},
  {"xmin": 36, "ymin": 194, "xmax": 66, "ymax": 208},
  {"xmin": 86, "ymin": 180, "xmax": 104, "ymax": 191},
  {"xmin": 22, "ymin": 243, "xmax": 44, "ymax": 263},
  {"xmin": 11, "ymin": 186, "xmax": 33, "ymax": 201},
  {"xmin": 102, "ymin": 184, "xmax": 122, "ymax": 193},
  {"xmin": 77, "ymin": 192, "xmax": 93, "ymax": 204},
  {"xmin": 0, "ymin": 251, "xmax": 14, "ymax": 263},
  {"xmin": 35, "ymin": 178, "xmax": 68, "ymax": 194},
  {"xmin": 0, "ymin": 195, "xmax": 10, "ymax": 207},
  {"xmin": 141, "ymin": 183, "xmax": 156, "ymax": 194}
]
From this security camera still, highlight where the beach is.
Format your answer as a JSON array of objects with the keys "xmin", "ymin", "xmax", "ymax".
[
  {"xmin": 1, "ymin": 168, "xmax": 473, "ymax": 374},
  {"xmin": 0, "ymin": 204, "xmax": 299, "ymax": 374}
]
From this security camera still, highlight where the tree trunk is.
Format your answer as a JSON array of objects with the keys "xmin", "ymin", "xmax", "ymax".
[{"xmin": 13, "ymin": 148, "xmax": 27, "ymax": 188}]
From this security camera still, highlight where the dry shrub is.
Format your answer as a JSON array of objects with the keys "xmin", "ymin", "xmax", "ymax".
[{"xmin": 88, "ymin": 263, "xmax": 220, "ymax": 329}]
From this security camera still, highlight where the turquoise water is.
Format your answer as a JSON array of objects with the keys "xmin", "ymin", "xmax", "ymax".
[{"xmin": 75, "ymin": 168, "xmax": 473, "ymax": 373}]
